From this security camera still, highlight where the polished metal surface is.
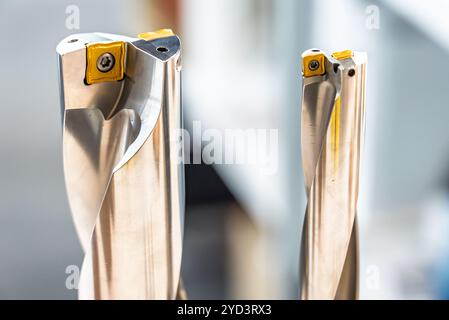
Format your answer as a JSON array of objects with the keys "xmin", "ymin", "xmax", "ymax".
[
  {"xmin": 300, "ymin": 49, "xmax": 367, "ymax": 299},
  {"xmin": 57, "ymin": 32, "xmax": 184, "ymax": 299}
]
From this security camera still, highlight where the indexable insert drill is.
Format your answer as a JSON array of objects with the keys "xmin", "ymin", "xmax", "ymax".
[
  {"xmin": 57, "ymin": 29, "xmax": 185, "ymax": 300},
  {"xmin": 300, "ymin": 49, "xmax": 367, "ymax": 300}
]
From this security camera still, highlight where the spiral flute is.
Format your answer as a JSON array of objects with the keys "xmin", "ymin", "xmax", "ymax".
[
  {"xmin": 300, "ymin": 49, "xmax": 367, "ymax": 299},
  {"xmin": 57, "ymin": 30, "xmax": 184, "ymax": 299}
]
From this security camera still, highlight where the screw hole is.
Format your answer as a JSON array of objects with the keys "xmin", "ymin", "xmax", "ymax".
[
  {"xmin": 348, "ymin": 69, "xmax": 355, "ymax": 77},
  {"xmin": 157, "ymin": 46, "xmax": 169, "ymax": 52},
  {"xmin": 311, "ymin": 49, "xmax": 320, "ymax": 52},
  {"xmin": 68, "ymin": 39, "xmax": 78, "ymax": 43}
]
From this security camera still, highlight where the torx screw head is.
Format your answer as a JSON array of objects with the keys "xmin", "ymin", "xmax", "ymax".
[
  {"xmin": 308, "ymin": 59, "xmax": 320, "ymax": 71},
  {"xmin": 96, "ymin": 52, "xmax": 115, "ymax": 73}
]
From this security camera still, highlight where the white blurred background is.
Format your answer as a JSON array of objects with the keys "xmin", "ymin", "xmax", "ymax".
[{"xmin": 1, "ymin": 0, "xmax": 449, "ymax": 299}]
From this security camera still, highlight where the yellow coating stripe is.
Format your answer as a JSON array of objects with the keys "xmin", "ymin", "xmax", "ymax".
[{"xmin": 330, "ymin": 96, "xmax": 341, "ymax": 174}]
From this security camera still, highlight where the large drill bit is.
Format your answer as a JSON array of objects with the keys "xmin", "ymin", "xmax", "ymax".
[
  {"xmin": 300, "ymin": 49, "xmax": 367, "ymax": 300},
  {"xmin": 57, "ymin": 30, "xmax": 184, "ymax": 299}
]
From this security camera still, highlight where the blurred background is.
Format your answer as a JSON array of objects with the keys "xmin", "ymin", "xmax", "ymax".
[{"xmin": 1, "ymin": 0, "xmax": 449, "ymax": 299}]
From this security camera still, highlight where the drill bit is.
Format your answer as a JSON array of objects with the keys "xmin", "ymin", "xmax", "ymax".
[
  {"xmin": 57, "ymin": 30, "xmax": 184, "ymax": 299},
  {"xmin": 300, "ymin": 49, "xmax": 367, "ymax": 300}
]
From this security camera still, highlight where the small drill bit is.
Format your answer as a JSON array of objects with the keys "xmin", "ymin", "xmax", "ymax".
[{"xmin": 300, "ymin": 49, "xmax": 367, "ymax": 300}]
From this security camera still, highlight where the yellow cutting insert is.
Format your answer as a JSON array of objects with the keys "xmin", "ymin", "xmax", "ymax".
[
  {"xmin": 302, "ymin": 50, "xmax": 326, "ymax": 77},
  {"xmin": 85, "ymin": 41, "xmax": 125, "ymax": 85},
  {"xmin": 332, "ymin": 50, "xmax": 353, "ymax": 60},
  {"xmin": 138, "ymin": 28, "xmax": 174, "ymax": 41}
]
